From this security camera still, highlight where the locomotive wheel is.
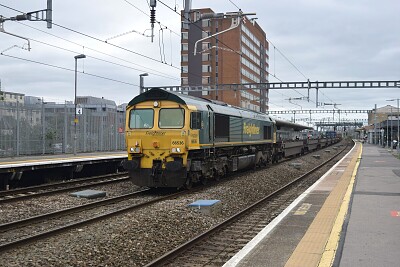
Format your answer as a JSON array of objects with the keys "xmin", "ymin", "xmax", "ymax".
[
  {"xmin": 213, "ymin": 169, "xmax": 221, "ymax": 181},
  {"xmin": 184, "ymin": 176, "xmax": 193, "ymax": 190},
  {"xmin": 223, "ymin": 165, "xmax": 228, "ymax": 177},
  {"xmin": 255, "ymin": 151, "xmax": 263, "ymax": 168},
  {"xmin": 200, "ymin": 176, "xmax": 208, "ymax": 185}
]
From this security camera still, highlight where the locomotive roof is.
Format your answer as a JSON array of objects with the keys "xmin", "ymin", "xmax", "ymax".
[{"xmin": 128, "ymin": 88, "xmax": 275, "ymax": 122}]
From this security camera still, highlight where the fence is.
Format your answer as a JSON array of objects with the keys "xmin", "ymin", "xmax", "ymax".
[{"xmin": 0, "ymin": 102, "xmax": 126, "ymax": 157}]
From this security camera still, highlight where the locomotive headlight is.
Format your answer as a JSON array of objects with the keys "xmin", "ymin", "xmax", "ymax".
[
  {"xmin": 130, "ymin": 147, "xmax": 141, "ymax": 153},
  {"xmin": 171, "ymin": 147, "xmax": 182, "ymax": 153},
  {"xmin": 153, "ymin": 101, "xmax": 159, "ymax": 107}
]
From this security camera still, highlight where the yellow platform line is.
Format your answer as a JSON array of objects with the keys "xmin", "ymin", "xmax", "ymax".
[
  {"xmin": 285, "ymin": 142, "xmax": 362, "ymax": 267},
  {"xmin": 318, "ymin": 143, "xmax": 363, "ymax": 266}
]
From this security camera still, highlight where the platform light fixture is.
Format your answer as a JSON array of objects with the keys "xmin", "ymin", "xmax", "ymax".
[{"xmin": 139, "ymin": 73, "xmax": 149, "ymax": 94}]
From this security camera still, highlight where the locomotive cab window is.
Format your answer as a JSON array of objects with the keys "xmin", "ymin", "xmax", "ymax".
[
  {"xmin": 129, "ymin": 109, "xmax": 154, "ymax": 129},
  {"xmin": 159, "ymin": 108, "xmax": 184, "ymax": 128},
  {"xmin": 190, "ymin": 112, "xmax": 202, "ymax": 129}
]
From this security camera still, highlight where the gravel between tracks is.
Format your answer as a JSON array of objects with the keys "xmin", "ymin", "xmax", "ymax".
[
  {"xmin": 0, "ymin": 142, "xmax": 349, "ymax": 267},
  {"xmin": 0, "ymin": 180, "xmax": 138, "ymax": 225}
]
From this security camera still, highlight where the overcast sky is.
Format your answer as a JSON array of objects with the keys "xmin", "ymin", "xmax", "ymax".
[{"xmin": 0, "ymin": 0, "xmax": 399, "ymax": 123}]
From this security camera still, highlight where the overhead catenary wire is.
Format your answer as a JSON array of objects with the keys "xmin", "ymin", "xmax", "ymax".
[
  {"xmin": 157, "ymin": 0, "xmax": 324, "ymax": 106},
  {"xmin": 0, "ymin": 1, "xmax": 337, "ymax": 105},
  {"xmin": 222, "ymin": 1, "xmax": 336, "ymax": 106},
  {"xmin": 267, "ymin": 38, "xmax": 336, "ymax": 104},
  {"xmin": 269, "ymin": 72, "xmax": 316, "ymax": 105},
  {"xmin": 9, "ymin": 21, "xmax": 178, "ymax": 80},
  {"xmin": 221, "ymin": 0, "xmax": 309, "ymax": 81},
  {"xmin": 2, "ymin": 1, "xmax": 274, "ymax": 91},
  {"xmin": 27, "ymin": 37, "xmax": 179, "ymax": 81},
  {"xmin": 155, "ymin": 0, "xmax": 277, "ymax": 92},
  {"xmin": 228, "ymin": 0, "xmax": 241, "ymax": 11},
  {"xmin": 142, "ymin": 0, "xmax": 252, "ymax": 85},
  {"xmin": 0, "ymin": 53, "xmax": 138, "ymax": 86},
  {"xmin": 157, "ymin": 0, "xmax": 243, "ymax": 58},
  {"xmin": 0, "ymin": 3, "xmax": 209, "ymax": 83},
  {"xmin": 158, "ymin": 23, "xmax": 166, "ymax": 62},
  {"xmin": 0, "ymin": 3, "xmax": 179, "ymax": 69}
]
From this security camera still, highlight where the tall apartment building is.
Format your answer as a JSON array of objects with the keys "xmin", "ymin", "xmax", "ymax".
[{"xmin": 181, "ymin": 8, "xmax": 269, "ymax": 112}]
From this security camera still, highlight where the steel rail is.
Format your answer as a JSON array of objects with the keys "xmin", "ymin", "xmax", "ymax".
[
  {"xmin": 0, "ymin": 174, "xmax": 129, "ymax": 203},
  {"xmin": 144, "ymin": 143, "xmax": 349, "ymax": 266},
  {"xmin": 0, "ymin": 189, "xmax": 188, "ymax": 252},
  {"xmin": 0, "ymin": 172, "xmax": 127, "ymax": 197},
  {"xmin": 0, "ymin": 188, "xmax": 150, "ymax": 232}
]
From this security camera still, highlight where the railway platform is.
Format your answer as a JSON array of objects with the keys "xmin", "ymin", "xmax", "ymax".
[
  {"xmin": 0, "ymin": 151, "xmax": 127, "ymax": 170},
  {"xmin": 224, "ymin": 142, "xmax": 400, "ymax": 267},
  {"xmin": 0, "ymin": 151, "xmax": 127, "ymax": 189}
]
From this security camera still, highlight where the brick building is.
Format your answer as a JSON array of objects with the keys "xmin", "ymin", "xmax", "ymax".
[{"xmin": 181, "ymin": 8, "xmax": 269, "ymax": 112}]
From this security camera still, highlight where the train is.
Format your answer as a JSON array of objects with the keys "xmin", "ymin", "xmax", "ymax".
[{"xmin": 122, "ymin": 88, "xmax": 340, "ymax": 189}]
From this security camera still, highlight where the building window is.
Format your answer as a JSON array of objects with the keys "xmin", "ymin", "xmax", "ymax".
[
  {"xmin": 181, "ymin": 77, "xmax": 188, "ymax": 85},
  {"xmin": 193, "ymin": 11, "xmax": 201, "ymax": 21},
  {"xmin": 202, "ymin": 76, "xmax": 210, "ymax": 85},
  {"xmin": 202, "ymin": 53, "xmax": 210, "ymax": 61},
  {"xmin": 202, "ymin": 31, "xmax": 211, "ymax": 38},
  {"xmin": 202, "ymin": 42, "xmax": 211, "ymax": 50},
  {"xmin": 202, "ymin": 88, "xmax": 210, "ymax": 96},
  {"xmin": 181, "ymin": 55, "xmax": 188, "ymax": 62},
  {"xmin": 182, "ymin": 66, "xmax": 188, "ymax": 73},
  {"xmin": 182, "ymin": 43, "xmax": 188, "ymax": 51},
  {"xmin": 181, "ymin": 32, "xmax": 188, "ymax": 40},
  {"xmin": 202, "ymin": 19, "xmax": 211, "ymax": 27},
  {"xmin": 202, "ymin": 65, "xmax": 211, "ymax": 73}
]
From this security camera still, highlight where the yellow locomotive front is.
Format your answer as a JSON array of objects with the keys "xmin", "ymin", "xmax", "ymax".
[{"xmin": 123, "ymin": 98, "xmax": 191, "ymax": 188}]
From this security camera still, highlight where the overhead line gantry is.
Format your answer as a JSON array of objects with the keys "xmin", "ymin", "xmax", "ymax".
[{"xmin": 143, "ymin": 79, "xmax": 399, "ymax": 108}]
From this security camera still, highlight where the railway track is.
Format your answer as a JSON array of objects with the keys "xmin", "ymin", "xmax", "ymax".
[
  {"xmin": 144, "ymin": 144, "xmax": 349, "ymax": 266},
  {"xmin": 0, "ymin": 173, "xmax": 129, "ymax": 203},
  {"xmin": 0, "ymin": 142, "xmax": 348, "ymax": 261},
  {"xmin": 0, "ymin": 188, "xmax": 189, "ymax": 252}
]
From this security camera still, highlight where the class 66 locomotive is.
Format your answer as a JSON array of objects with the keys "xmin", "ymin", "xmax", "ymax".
[{"xmin": 123, "ymin": 88, "xmax": 305, "ymax": 189}]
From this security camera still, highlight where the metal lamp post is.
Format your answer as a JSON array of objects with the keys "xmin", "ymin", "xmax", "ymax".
[
  {"xmin": 387, "ymin": 98, "xmax": 400, "ymax": 151},
  {"xmin": 386, "ymin": 109, "xmax": 389, "ymax": 148},
  {"xmin": 139, "ymin": 73, "xmax": 148, "ymax": 94},
  {"xmin": 74, "ymin": 54, "xmax": 86, "ymax": 155},
  {"xmin": 390, "ymin": 106, "xmax": 393, "ymax": 150}
]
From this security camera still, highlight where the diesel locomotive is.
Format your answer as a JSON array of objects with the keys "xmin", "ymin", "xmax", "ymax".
[{"xmin": 122, "ymin": 88, "xmax": 335, "ymax": 189}]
